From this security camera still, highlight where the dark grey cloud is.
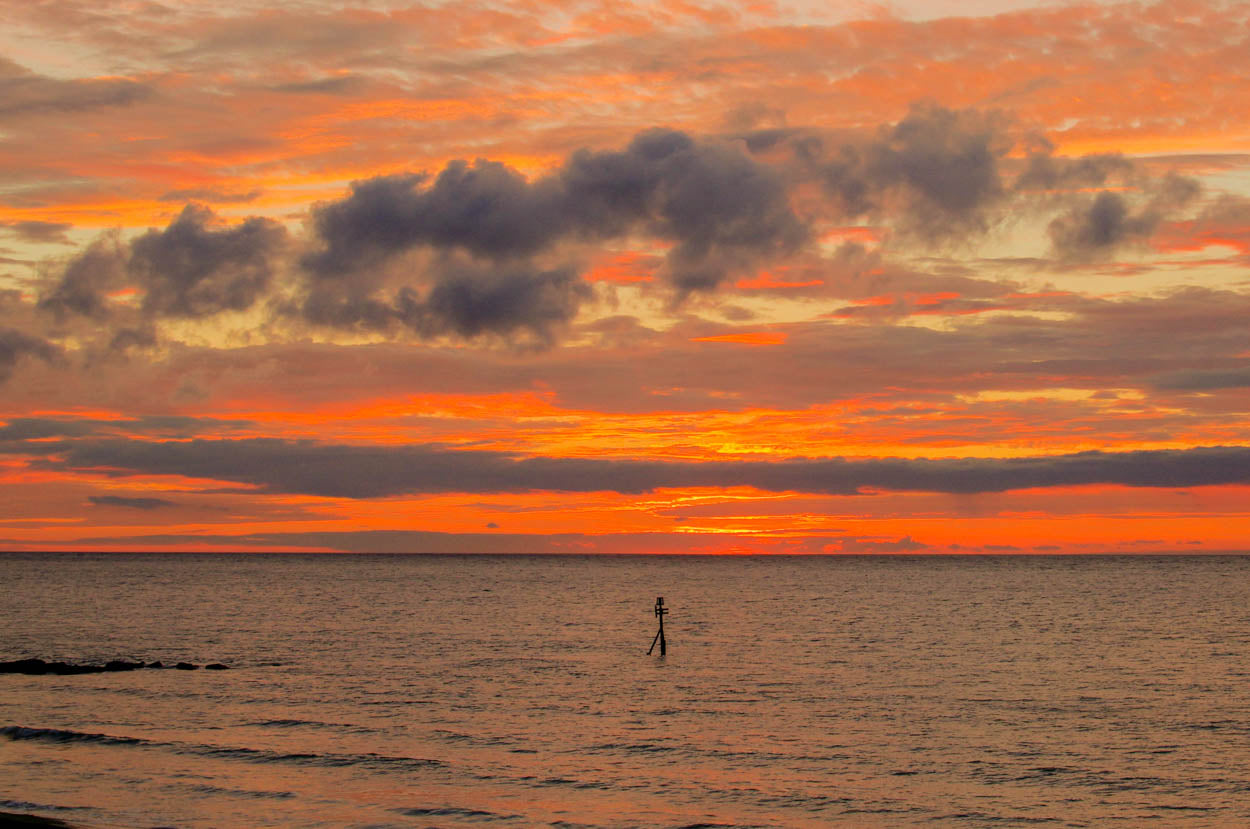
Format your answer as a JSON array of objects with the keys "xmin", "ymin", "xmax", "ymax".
[
  {"xmin": 0, "ymin": 328, "xmax": 61, "ymax": 383},
  {"xmin": 37, "ymin": 236, "xmax": 126, "ymax": 320},
  {"xmin": 839, "ymin": 535, "xmax": 928, "ymax": 553},
  {"xmin": 799, "ymin": 106, "xmax": 1201, "ymax": 255},
  {"xmin": 37, "ymin": 205, "xmax": 286, "ymax": 324},
  {"xmin": 0, "ymin": 417, "xmax": 97, "ymax": 441},
  {"xmin": 88, "ymin": 495, "xmax": 176, "ymax": 510},
  {"xmin": 302, "ymin": 257, "xmax": 592, "ymax": 344},
  {"xmin": 303, "ymin": 164, "xmax": 560, "ymax": 274},
  {"xmin": 808, "ymin": 103, "xmax": 1011, "ymax": 240},
  {"xmin": 0, "ymin": 415, "xmax": 255, "ymax": 442},
  {"xmin": 270, "ymin": 76, "xmax": 366, "ymax": 95},
  {"xmin": 36, "ymin": 438, "xmax": 1250, "ymax": 498},
  {"xmin": 0, "ymin": 57, "xmax": 151, "ymax": 119},
  {"xmin": 408, "ymin": 261, "xmax": 592, "ymax": 342},
  {"xmin": 562, "ymin": 128, "xmax": 807, "ymax": 294},
  {"xmin": 1048, "ymin": 173, "xmax": 1200, "ymax": 259},
  {"xmin": 108, "ymin": 325, "xmax": 158, "ymax": 353},
  {"xmin": 1014, "ymin": 152, "xmax": 1134, "ymax": 192},
  {"xmin": 1047, "ymin": 191, "xmax": 1154, "ymax": 255},
  {"xmin": 129, "ymin": 204, "xmax": 287, "ymax": 317},
  {"xmin": 158, "ymin": 188, "xmax": 263, "ymax": 204},
  {"xmin": 302, "ymin": 127, "xmax": 806, "ymax": 296},
  {"xmin": 1153, "ymin": 365, "xmax": 1250, "ymax": 391},
  {"xmin": 1, "ymin": 220, "xmax": 74, "ymax": 244}
]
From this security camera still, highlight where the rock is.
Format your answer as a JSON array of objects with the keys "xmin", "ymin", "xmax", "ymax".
[
  {"xmin": 104, "ymin": 660, "xmax": 144, "ymax": 672},
  {"xmin": 2, "ymin": 657, "xmax": 232, "ymax": 675},
  {"xmin": 0, "ymin": 658, "xmax": 49, "ymax": 674},
  {"xmin": 46, "ymin": 662, "xmax": 103, "ymax": 675}
]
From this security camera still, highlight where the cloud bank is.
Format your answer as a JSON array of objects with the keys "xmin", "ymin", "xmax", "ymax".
[{"xmin": 25, "ymin": 437, "xmax": 1250, "ymax": 498}]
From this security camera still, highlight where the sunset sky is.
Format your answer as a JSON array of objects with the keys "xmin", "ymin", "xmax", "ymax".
[{"xmin": 2, "ymin": 0, "xmax": 1249, "ymax": 553}]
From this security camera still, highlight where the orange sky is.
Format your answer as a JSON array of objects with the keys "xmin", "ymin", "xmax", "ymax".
[{"xmin": 1, "ymin": 0, "xmax": 1248, "ymax": 553}]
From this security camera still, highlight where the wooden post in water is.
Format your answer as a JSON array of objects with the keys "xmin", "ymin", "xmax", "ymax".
[{"xmin": 647, "ymin": 596, "xmax": 668, "ymax": 656}]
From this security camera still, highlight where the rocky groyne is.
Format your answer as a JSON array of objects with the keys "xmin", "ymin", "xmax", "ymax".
[{"xmin": 0, "ymin": 658, "xmax": 229, "ymax": 675}]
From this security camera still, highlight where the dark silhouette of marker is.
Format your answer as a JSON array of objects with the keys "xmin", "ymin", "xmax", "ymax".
[{"xmin": 647, "ymin": 596, "xmax": 668, "ymax": 656}]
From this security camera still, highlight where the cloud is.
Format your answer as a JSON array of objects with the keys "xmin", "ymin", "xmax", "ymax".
[
  {"xmin": 128, "ymin": 204, "xmax": 287, "ymax": 318},
  {"xmin": 270, "ymin": 76, "xmax": 366, "ymax": 95},
  {"xmin": 33, "ymin": 438, "xmax": 1250, "ymax": 498},
  {"xmin": 563, "ymin": 128, "xmax": 807, "ymax": 294},
  {"xmin": 303, "ymin": 165, "xmax": 556, "ymax": 274},
  {"xmin": 1154, "ymin": 194, "xmax": 1250, "ymax": 258},
  {"xmin": 108, "ymin": 325, "xmax": 158, "ymax": 354},
  {"xmin": 37, "ymin": 235, "xmax": 127, "ymax": 320},
  {"xmin": 37, "ymin": 205, "xmax": 286, "ymax": 324},
  {"xmin": 88, "ymin": 495, "xmax": 175, "ymax": 510},
  {"xmin": 0, "ymin": 417, "xmax": 97, "ymax": 441},
  {"xmin": 0, "ymin": 415, "xmax": 255, "ymax": 442},
  {"xmin": 303, "ymin": 127, "xmax": 806, "ymax": 296},
  {"xmin": 409, "ymin": 260, "xmax": 592, "ymax": 343},
  {"xmin": 1048, "ymin": 173, "xmax": 1200, "ymax": 259},
  {"xmin": 807, "ymin": 103, "xmax": 1012, "ymax": 241},
  {"xmin": 1152, "ymin": 365, "xmax": 1250, "ymax": 391},
  {"xmin": 301, "ymin": 256, "xmax": 592, "ymax": 344},
  {"xmin": 0, "ymin": 328, "xmax": 61, "ymax": 383},
  {"xmin": 797, "ymin": 105, "xmax": 1204, "ymax": 255},
  {"xmin": 0, "ymin": 57, "xmax": 151, "ymax": 119},
  {"xmin": 27, "ymin": 529, "xmax": 954, "ymax": 555},
  {"xmin": 1048, "ymin": 191, "xmax": 1155, "ymax": 256},
  {"xmin": 1014, "ymin": 151, "xmax": 1135, "ymax": 192},
  {"xmin": 837, "ymin": 535, "xmax": 928, "ymax": 553},
  {"xmin": 158, "ymin": 188, "xmax": 263, "ymax": 204},
  {"xmin": 1, "ymin": 220, "xmax": 74, "ymax": 244}
]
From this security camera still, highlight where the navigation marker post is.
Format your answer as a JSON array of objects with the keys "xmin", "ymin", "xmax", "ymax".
[{"xmin": 647, "ymin": 596, "xmax": 668, "ymax": 656}]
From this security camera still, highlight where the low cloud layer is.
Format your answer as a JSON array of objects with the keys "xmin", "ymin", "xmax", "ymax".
[
  {"xmin": 88, "ymin": 495, "xmax": 176, "ymax": 510},
  {"xmin": 24, "ymin": 437, "xmax": 1250, "ymax": 498}
]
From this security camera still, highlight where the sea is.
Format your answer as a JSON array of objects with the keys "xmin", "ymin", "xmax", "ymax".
[{"xmin": 3, "ymin": 553, "xmax": 1250, "ymax": 828}]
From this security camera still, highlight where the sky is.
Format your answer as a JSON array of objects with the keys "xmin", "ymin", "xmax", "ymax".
[{"xmin": 1, "ymin": 0, "xmax": 1249, "ymax": 554}]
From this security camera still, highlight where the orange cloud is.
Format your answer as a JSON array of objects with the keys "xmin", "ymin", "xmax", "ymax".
[{"xmin": 690, "ymin": 332, "xmax": 788, "ymax": 346}]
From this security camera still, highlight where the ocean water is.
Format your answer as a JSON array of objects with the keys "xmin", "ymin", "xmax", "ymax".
[{"xmin": 3, "ymin": 553, "xmax": 1250, "ymax": 828}]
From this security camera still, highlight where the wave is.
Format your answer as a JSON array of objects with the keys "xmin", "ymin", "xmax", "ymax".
[
  {"xmin": 398, "ymin": 806, "xmax": 520, "ymax": 821},
  {"xmin": 1, "ymin": 725, "xmax": 146, "ymax": 747},
  {"xmin": 186, "ymin": 745, "xmax": 442, "ymax": 772},
  {"xmin": 2, "ymin": 724, "xmax": 442, "ymax": 774},
  {"xmin": 0, "ymin": 799, "xmax": 92, "ymax": 813},
  {"xmin": 168, "ymin": 782, "xmax": 295, "ymax": 800},
  {"xmin": 242, "ymin": 718, "xmax": 381, "ymax": 734}
]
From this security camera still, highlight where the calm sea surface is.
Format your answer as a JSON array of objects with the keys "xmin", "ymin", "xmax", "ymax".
[{"xmin": 3, "ymin": 553, "xmax": 1250, "ymax": 828}]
